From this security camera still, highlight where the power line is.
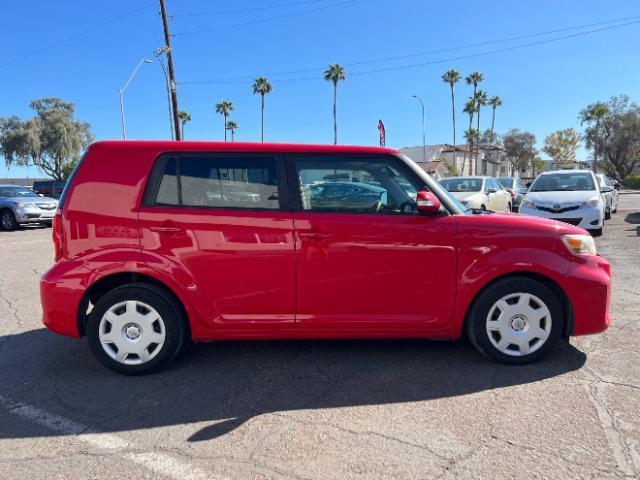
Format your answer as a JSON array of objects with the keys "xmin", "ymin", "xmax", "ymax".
[
  {"xmin": 179, "ymin": 14, "xmax": 640, "ymax": 84},
  {"xmin": 171, "ymin": 0, "xmax": 337, "ymax": 17},
  {"xmin": 173, "ymin": 0, "xmax": 358, "ymax": 37},
  {"xmin": 0, "ymin": 2, "xmax": 155, "ymax": 70},
  {"xmin": 181, "ymin": 16, "xmax": 640, "ymax": 85}
]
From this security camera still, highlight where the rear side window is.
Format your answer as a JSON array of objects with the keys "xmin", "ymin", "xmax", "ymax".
[{"xmin": 149, "ymin": 155, "xmax": 281, "ymax": 210}]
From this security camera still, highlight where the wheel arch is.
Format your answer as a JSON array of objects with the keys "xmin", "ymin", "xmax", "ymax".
[
  {"xmin": 78, "ymin": 271, "xmax": 193, "ymax": 339},
  {"xmin": 461, "ymin": 271, "xmax": 574, "ymax": 340}
]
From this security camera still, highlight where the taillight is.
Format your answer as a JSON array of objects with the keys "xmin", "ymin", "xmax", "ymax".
[
  {"xmin": 53, "ymin": 210, "xmax": 63, "ymax": 261},
  {"xmin": 510, "ymin": 190, "xmax": 517, "ymax": 199}
]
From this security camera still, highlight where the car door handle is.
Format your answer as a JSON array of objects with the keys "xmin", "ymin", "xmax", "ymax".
[
  {"xmin": 150, "ymin": 224, "xmax": 183, "ymax": 234},
  {"xmin": 298, "ymin": 231, "xmax": 334, "ymax": 241}
]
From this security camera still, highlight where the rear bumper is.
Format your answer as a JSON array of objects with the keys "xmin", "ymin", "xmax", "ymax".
[
  {"xmin": 40, "ymin": 260, "xmax": 90, "ymax": 338},
  {"xmin": 565, "ymin": 255, "xmax": 611, "ymax": 336}
]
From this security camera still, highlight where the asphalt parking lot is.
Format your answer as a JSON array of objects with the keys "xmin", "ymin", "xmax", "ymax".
[{"xmin": 0, "ymin": 194, "xmax": 639, "ymax": 480}]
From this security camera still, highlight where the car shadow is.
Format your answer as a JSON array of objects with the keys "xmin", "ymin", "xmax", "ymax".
[
  {"xmin": 625, "ymin": 212, "xmax": 640, "ymax": 224},
  {"xmin": 0, "ymin": 329, "xmax": 586, "ymax": 442}
]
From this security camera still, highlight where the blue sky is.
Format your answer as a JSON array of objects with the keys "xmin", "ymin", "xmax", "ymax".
[{"xmin": 2, "ymin": 0, "xmax": 640, "ymax": 178}]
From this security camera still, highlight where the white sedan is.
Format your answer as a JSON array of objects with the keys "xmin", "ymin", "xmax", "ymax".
[
  {"xmin": 438, "ymin": 176, "xmax": 512, "ymax": 212},
  {"xmin": 519, "ymin": 170, "xmax": 610, "ymax": 236}
]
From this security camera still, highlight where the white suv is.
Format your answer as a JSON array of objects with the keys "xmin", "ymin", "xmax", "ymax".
[{"xmin": 519, "ymin": 170, "xmax": 611, "ymax": 236}]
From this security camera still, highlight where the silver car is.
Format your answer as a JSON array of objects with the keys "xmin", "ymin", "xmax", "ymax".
[
  {"xmin": 595, "ymin": 173, "xmax": 619, "ymax": 219},
  {"xmin": 0, "ymin": 185, "xmax": 58, "ymax": 230}
]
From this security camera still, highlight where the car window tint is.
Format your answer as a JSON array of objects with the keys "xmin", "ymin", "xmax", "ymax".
[
  {"xmin": 156, "ymin": 157, "xmax": 179, "ymax": 206},
  {"xmin": 295, "ymin": 157, "xmax": 419, "ymax": 214},
  {"xmin": 439, "ymin": 177, "xmax": 483, "ymax": 192},
  {"xmin": 179, "ymin": 156, "xmax": 279, "ymax": 209}
]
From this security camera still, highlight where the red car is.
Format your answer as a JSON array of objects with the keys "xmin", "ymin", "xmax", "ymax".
[{"xmin": 41, "ymin": 141, "xmax": 611, "ymax": 374}]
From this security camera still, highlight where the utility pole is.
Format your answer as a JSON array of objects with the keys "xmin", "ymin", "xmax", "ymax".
[{"xmin": 159, "ymin": 0, "xmax": 182, "ymax": 141}]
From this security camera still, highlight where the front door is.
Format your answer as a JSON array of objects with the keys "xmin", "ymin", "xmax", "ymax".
[
  {"xmin": 138, "ymin": 153, "xmax": 296, "ymax": 331},
  {"xmin": 290, "ymin": 154, "xmax": 458, "ymax": 334}
]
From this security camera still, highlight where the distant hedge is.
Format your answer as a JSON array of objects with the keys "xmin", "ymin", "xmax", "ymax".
[{"xmin": 624, "ymin": 175, "xmax": 640, "ymax": 188}]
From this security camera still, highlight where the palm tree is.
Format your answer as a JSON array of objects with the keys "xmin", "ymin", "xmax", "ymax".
[
  {"xmin": 252, "ymin": 77, "xmax": 272, "ymax": 142},
  {"xmin": 474, "ymin": 89, "xmax": 488, "ymax": 173},
  {"xmin": 463, "ymin": 97, "xmax": 476, "ymax": 175},
  {"xmin": 177, "ymin": 110, "xmax": 191, "ymax": 140},
  {"xmin": 323, "ymin": 64, "xmax": 346, "ymax": 145},
  {"xmin": 215, "ymin": 100, "xmax": 234, "ymax": 141},
  {"xmin": 581, "ymin": 103, "xmax": 609, "ymax": 173},
  {"xmin": 464, "ymin": 128, "xmax": 480, "ymax": 177},
  {"xmin": 488, "ymin": 96, "xmax": 503, "ymax": 147},
  {"xmin": 464, "ymin": 73, "xmax": 484, "ymax": 173},
  {"xmin": 441, "ymin": 69, "xmax": 461, "ymax": 150},
  {"xmin": 226, "ymin": 121, "xmax": 239, "ymax": 142}
]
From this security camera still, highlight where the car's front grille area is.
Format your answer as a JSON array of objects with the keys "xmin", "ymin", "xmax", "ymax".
[
  {"xmin": 36, "ymin": 204, "xmax": 56, "ymax": 210},
  {"xmin": 537, "ymin": 205, "xmax": 580, "ymax": 213},
  {"xmin": 554, "ymin": 217, "xmax": 582, "ymax": 226}
]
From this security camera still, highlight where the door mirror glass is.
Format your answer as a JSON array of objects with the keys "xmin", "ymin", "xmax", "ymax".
[
  {"xmin": 488, "ymin": 187, "xmax": 497, "ymax": 194},
  {"xmin": 600, "ymin": 185, "xmax": 614, "ymax": 193},
  {"xmin": 416, "ymin": 191, "xmax": 441, "ymax": 214}
]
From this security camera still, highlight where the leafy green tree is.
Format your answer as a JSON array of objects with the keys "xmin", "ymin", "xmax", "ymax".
[
  {"xmin": 215, "ymin": 100, "xmax": 234, "ymax": 141},
  {"xmin": 542, "ymin": 128, "xmax": 581, "ymax": 166},
  {"xmin": 323, "ymin": 64, "xmax": 346, "ymax": 145},
  {"xmin": 226, "ymin": 121, "xmax": 239, "ymax": 142},
  {"xmin": 252, "ymin": 77, "xmax": 273, "ymax": 142},
  {"xmin": 582, "ymin": 96, "xmax": 640, "ymax": 179},
  {"xmin": 0, "ymin": 98, "xmax": 93, "ymax": 181},
  {"xmin": 177, "ymin": 111, "xmax": 192, "ymax": 140},
  {"xmin": 488, "ymin": 96, "xmax": 503, "ymax": 146},
  {"xmin": 441, "ymin": 69, "xmax": 461, "ymax": 149},
  {"xmin": 503, "ymin": 129, "xmax": 537, "ymax": 176},
  {"xmin": 580, "ymin": 101, "xmax": 609, "ymax": 174}
]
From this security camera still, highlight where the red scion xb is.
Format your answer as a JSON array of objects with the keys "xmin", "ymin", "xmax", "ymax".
[{"xmin": 40, "ymin": 141, "xmax": 611, "ymax": 374}]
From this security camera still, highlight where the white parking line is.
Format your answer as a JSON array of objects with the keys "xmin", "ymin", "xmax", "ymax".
[{"xmin": 0, "ymin": 394, "xmax": 216, "ymax": 480}]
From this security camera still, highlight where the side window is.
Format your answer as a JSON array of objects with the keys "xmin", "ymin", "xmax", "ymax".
[
  {"xmin": 295, "ymin": 156, "xmax": 420, "ymax": 214},
  {"xmin": 152, "ymin": 155, "xmax": 280, "ymax": 210}
]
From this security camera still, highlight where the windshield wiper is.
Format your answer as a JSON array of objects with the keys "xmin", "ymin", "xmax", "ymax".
[{"xmin": 466, "ymin": 208, "xmax": 494, "ymax": 214}]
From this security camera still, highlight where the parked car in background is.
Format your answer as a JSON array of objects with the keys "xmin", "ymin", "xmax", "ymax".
[
  {"xmin": 303, "ymin": 181, "xmax": 389, "ymax": 211},
  {"xmin": 41, "ymin": 141, "xmax": 611, "ymax": 374},
  {"xmin": 438, "ymin": 176, "xmax": 512, "ymax": 212},
  {"xmin": 497, "ymin": 175, "xmax": 528, "ymax": 212},
  {"xmin": 519, "ymin": 170, "xmax": 611, "ymax": 236},
  {"xmin": 595, "ymin": 173, "xmax": 619, "ymax": 218},
  {"xmin": 32, "ymin": 180, "xmax": 66, "ymax": 199},
  {"xmin": 0, "ymin": 185, "xmax": 58, "ymax": 230}
]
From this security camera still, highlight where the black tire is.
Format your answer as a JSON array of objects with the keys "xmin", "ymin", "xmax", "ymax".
[
  {"xmin": 507, "ymin": 202, "xmax": 512, "ymax": 212},
  {"xmin": 466, "ymin": 276, "xmax": 564, "ymax": 365},
  {"xmin": 605, "ymin": 206, "xmax": 611, "ymax": 220},
  {"xmin": 1, "ymin": 209, "xmax": 18, "ymax": 231},
  {"xmin": 590, "ymin": 227, "xmax": 603, "ymax": 237},
  {"xmin": 86, "ymin": 283, "xmax": 187, "ymax": 375}
]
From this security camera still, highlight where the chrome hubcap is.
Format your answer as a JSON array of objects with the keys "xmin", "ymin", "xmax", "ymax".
[
  {"xmin": 486, "ymin": 292, "xmax": 552, "ymax": 357},
  {"xmin": 99, "ymin": 300, "xmax": 166, "ymax": 365}
]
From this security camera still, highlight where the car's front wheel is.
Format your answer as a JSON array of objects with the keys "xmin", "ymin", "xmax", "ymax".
[
  {"xmin": 466, "ymin": 276, "xmax": 563, "ymax": 364},
  {"xmin": 87, "ymin": 283, "xmax": 187, "ymax": 375}
]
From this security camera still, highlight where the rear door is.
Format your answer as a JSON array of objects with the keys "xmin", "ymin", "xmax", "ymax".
[
  {"xmin": 139, "ymin": 152, "xmax": 296, "ymax": 331},
  {"xmin": 289, "ymin": 153, "xmax": 458, "ymax": 334}
]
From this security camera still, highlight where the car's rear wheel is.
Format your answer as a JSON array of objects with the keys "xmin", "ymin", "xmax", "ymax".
[
  {"xmin": 1, "ymin": 210, "xmax": 18, "ymax": 231},
  {"xmin": 466, "ymin": 276, "xmax": 563, "ymax": 364},
  {"xmin": 605, "ymin": 205, "xmax": 612, "ymax": 220},
  {"xmin": 87, "ymin": 283, "xmax": 187, "ymax": 375}
]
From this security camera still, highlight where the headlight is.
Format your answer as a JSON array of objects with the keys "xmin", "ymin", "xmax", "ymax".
[
  {"xmin": 561, "ymin": 234, "xmax": 597, "ymax": 256},
  {"xmin": 581, "ymin": 197, "xmax": 600, "ymax": 208},
  {"xmin": 521, "ymin": 198, "xmax": 535, "ymax": 209}
]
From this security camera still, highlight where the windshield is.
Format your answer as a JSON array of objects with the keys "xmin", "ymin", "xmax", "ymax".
[
  {"xmin": 439, "ymin": 177, "xmax": 483, "ymax": 193},
  {"xmin": 530, "ymin": 173, "xmax": 595, "ymax": 192},
  {"xmin": 0, "ymin": 186, "xmax": 39, "ymax": 198},
  {"xmin": 497, "ymin": 177, "xmax": 514, "ymax": 189}
]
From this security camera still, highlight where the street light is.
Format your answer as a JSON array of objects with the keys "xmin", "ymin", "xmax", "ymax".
[
  {"xmin": 411, "ymin": 95, "xmax": 426, "ymax": 163},
  {"xmin": 120, "ymin": 58, "xmax": 153, "ymax": 140}
]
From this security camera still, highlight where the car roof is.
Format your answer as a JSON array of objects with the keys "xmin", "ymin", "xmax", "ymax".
[
  {"xmin": 440, "ymin": 176, "xmax": 489, "ymax": 180},
  {"xmin": 90, "ymin": 140, "xmax": 399, "ymax": 156},
  {"xmin": 0, "ymin": 184, "xmax": 28, "ymax": 188},
  {"xmin": 538, "ymin": 170, "xmax": 593, "ymax": 175}
]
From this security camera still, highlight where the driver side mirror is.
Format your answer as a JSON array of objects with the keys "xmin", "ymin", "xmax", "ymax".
[
  {"xmin": 488, "ymin": 188, "xmax": 497, "ymax": 194},
  {"xmin": 600, "ymin": 186, "xmax": 614, "ymax": 193},
  {"xmin": 416, "ymin": 191, "xmax": 441, "ymax": 214}
]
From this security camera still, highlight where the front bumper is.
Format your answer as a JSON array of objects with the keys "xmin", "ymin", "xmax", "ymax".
[
  {"xmin": 15, "ymin": 206, "xmax": 55, "ymax": 223},
  {"xmin": 565, "ymin": 255, "xmax": 611, "ymax": 336},
  {"xmin": 519, "ymin": 205, "xmax": 603, "ymax": 230}
]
